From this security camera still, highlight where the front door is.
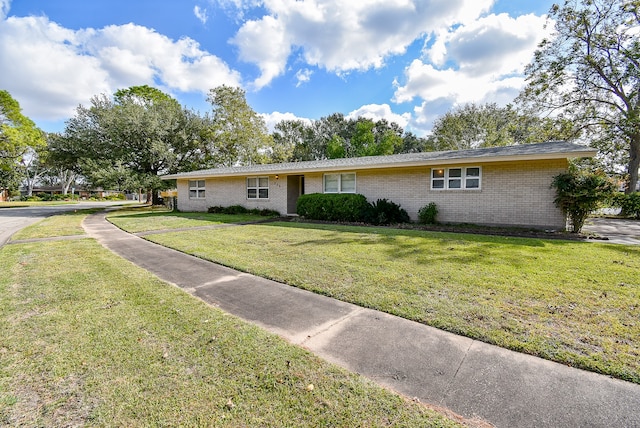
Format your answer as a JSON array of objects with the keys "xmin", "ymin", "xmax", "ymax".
[{"xmin": 287, "ymin": 175, "xmax": 304, "ymax": 214}]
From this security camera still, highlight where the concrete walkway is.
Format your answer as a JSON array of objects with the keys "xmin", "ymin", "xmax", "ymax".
[{"xmin": 82, "ymin": 212, "xmax": 640, "ymax": 428}]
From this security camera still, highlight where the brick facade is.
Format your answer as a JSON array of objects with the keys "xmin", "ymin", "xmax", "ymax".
[{"xmin": 177, "ymin": 158, "xmax": 568, "ymax": 230}]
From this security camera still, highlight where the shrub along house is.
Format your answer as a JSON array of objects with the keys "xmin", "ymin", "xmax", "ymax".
[{"xmin": 162, "ymin": 141, "xmax": 596, "ymax": 230}]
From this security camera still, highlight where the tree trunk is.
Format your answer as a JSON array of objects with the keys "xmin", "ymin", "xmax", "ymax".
[
  {"xmin": 152, "ymin": 190, "xmax": 162, "ymax": 205},
  {"xmin": 60, "ymin": 170, "xmax": 76, "ymax": 195},
  {"xmin": 627, "ymin": 132, "xmax": 640, "ymax": 194}
]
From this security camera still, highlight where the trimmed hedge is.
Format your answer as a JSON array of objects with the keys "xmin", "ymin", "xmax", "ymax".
[
  {"xmin": 297, "ymin": 193, "xmax": 411, "ymax": 225},
  {"xmin": 296, "ymin": 193, "xmax": 371, "ymax": 222}
]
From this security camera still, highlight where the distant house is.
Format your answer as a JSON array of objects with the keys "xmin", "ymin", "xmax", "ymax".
[
  {"xmin": 20, "ymin": 186, "xmax": 122, "ymax": 199},
  {"xmin": 162, "ymin": 141, "xmax": 597, "ymax": 230}
]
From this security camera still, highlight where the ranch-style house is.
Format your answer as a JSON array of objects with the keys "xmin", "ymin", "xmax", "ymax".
[{"xmin": 162, "ymin": 141, "xmax": 597, "ymax": 230}]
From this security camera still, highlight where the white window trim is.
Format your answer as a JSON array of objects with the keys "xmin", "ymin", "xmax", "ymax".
[
  {"xmin": 247, "ymin": 176, "xmax": 269, "ymax": 200},
  {"xmin": 188, "ymin": 180, "xmax": 206, "ymax": 199},
  {"xmin": 323, "ymin": 172, "xmax": 357, "ymax": 194},
  {"xmin": 431, "ymin": 167, "xmax": 482, "ymax": 190}
]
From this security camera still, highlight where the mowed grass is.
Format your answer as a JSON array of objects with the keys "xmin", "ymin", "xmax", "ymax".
[
  {"xmin": 108, "ymin": 207, "xmax": 272, "ymax": 233},
  {"xmin": 0, "ymin": 201, "xmax": 78, "ymax": 208},
  {"xmin": 0, "ymin": 219, "xmax": 460, "ymax": 427},
  {"xmin": 138, "ymin": 221, "xmax": 640, "ymax": 384},
  {"xmin": 10, "ymin": 208, "xmax": 100, "ymax": 240}
]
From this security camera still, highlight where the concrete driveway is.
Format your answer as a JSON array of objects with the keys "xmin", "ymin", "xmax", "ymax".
[{"xmin": 582, "ymin": 217, "xmax": 640, "ymax": 245}]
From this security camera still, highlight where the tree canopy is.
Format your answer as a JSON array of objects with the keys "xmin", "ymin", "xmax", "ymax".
[
  {"xmin": 57, "ymin": 86, "xmax": 212, "ymax": 203},
  {"xmin": 0, "ymin": 90, "xmax": 45, "ymax": 193},
  {"xmin": 272, "ymin": 114, "xmax": 426, "ymax": 161},
  {"xmin": 428, "ymin": 103, "xmax": 578, "ymax": 151},
  {"xmin": 206, "ymin": 85, "xmax": 273, "ymax": 167},
  {"xmin": 518, "ymin": 0, "xmax": 640, "ymax": 192}
]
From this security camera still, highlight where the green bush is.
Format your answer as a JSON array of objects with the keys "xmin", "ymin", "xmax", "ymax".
[
  {"xmin": 418, "ymin": 202, "xmax": 438, "ymax": 224},
  {"xmin": 365, "ymin": 198, "xmax": 410, "ymax": 225},
  {"xmin": 551, "ymin": 168, "xmax": 615, "ymax": 233},
  {"xmin": 105, "ymin": 194, "xmax": 126, "ymax": 200},
  {"xmin": 297, "ymin": 193, "xmax": 371, "ymax": 222},
  {"xmin": 225, "ymin": 205, "xmax": 249, "ymax": 214},
  {"xmin": 297, "ymin": 194, "xmax": 411, "ymax": 225},
  {"xmin": 610, "ymin": 192, "xmax": 640, "ymax": 219},
  {"xmin": 208, "ymin": 205, "xmax": 280, "ymax": 217}
]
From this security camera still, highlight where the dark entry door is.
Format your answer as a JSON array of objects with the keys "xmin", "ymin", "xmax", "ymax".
[{"xmin": 287, "ymin": 175, "xmax": 304, "ymax": 214}]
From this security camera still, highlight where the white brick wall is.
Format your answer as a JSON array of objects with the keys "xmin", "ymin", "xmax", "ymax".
[
  {"xmin": 177, "ymin": 176, "xmax": 287, "ymax": 214},
  {"xmin": 176, "ymin": 159, "xmax": 568, "ymax": 229}
]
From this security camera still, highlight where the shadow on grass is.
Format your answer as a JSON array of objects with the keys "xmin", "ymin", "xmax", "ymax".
[
  {"xmin": 259, "ymin": 220, "xmax": 593, "ymax": 269},
  {"xmin": 265, "ymin": 220, "xmax": 577, "ymax": 247},
  {"xmin": 110, "ymin": 210, "xmax": 260, "ymax": 224},
  {"xmin": 597, "ymin": 242, "xmax": 640, "ymax": 257}
]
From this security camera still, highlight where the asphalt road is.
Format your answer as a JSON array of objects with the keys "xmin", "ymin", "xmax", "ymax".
[{"xmin": 0, "ymin": 202, "xmax": 137, "ymax": 247}]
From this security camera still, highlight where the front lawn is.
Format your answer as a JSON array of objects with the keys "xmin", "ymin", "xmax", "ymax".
[
  {"xmin": 108, "ymin": 207, "xmax": 274, "ymax": 233},
  {"xmin": 138, "ymin": 220, "xmax": 640, "ymax": 384},
  {"xmin": 0, "ymin": 219, "xmax": 460, "ymax": 427}
]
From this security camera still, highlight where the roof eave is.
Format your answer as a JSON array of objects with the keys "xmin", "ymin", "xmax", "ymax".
[{"xmin": 161, "ymin": 149, "xmax": 597, "ymax": 180}]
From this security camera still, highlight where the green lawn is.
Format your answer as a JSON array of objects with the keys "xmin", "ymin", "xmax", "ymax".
[
  {"xmin": 0, "ymin": 201, "xmax": 78, "ymax": 208},
  {"xmin": 1, "ymin": 214, "xmax": 460, "ymax": 427},
  {"xmin": 10, "ymin": 209, "xmax": 100, "ymax": 240},
  {"xmin": 108, "ymin": 207, "xmax": 274, "ymax": 233},
  {"xmin": 134, "ymin": 220, "xmax": 640, "ymax": 384}
]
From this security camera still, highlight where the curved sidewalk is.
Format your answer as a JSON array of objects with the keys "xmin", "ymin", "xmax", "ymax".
[{"xmin": 83, "ymin": 212, "xmax": 640, "ymax": 428}]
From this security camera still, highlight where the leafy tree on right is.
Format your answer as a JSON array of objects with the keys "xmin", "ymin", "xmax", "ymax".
[{"xmin": 517, "ymin": 0, "xmax": 640, "ymax": 193}]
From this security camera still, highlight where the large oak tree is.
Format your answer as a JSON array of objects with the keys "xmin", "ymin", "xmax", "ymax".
[
  {"xmin": 58, "ymin": 86, "xmax": 211, "ymax": 203},
  {"xmin": 518, "ymin": 0, "xmax": 640, "ymax": 192}
]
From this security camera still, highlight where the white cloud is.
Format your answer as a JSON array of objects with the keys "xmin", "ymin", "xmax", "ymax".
[
  {"xmin": 426, "ymin": 13, "xmax": 549, "ymax": 75},
  {"xmin": 232, "ymin": 15, "xmax": 291, "ymax": 89},
  {"xmin": 260, "ymin": 111, "xmax": 312, "ymax": 133},
  {"xmin": 208, "ymin": 0, "xmax": 263, "ymax": 21},
  {"xmin": 232, "ymin": 0, "xmax": 495, "ymax": 88},
  {"xmin": 0, "ymin": 15, "xmax": 241, "ymax": 121},
  {"xmin": 295, "ymin": 68, "xmax": 312, "ymax": 87},
  {"xmin": 0, "ymin": 16, "xmax": 111, "ymax": 120},
  {"xmin": 194, "ymin": 6, "xmax": 209, "ymax": 24},
  {"xmin": 347, "ymin": 104, "xmax": 410, "ymax": 129},
  {"xmin": 394, "ymin": 12, "xmax": 550, "ymax": 131},
  {"xmin": 0, "ymin": 0, "xmax": 10, "ymax": 20}
]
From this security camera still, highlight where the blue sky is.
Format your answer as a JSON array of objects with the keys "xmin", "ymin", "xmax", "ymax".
[{"xmin": 0, "ymin": 0, "xmax": 556, "ymax": 136}]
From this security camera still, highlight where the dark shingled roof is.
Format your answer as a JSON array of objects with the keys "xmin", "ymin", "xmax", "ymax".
[{"xmin": 162, "ymin": 141, "xmax": 596, "ymax": 179}]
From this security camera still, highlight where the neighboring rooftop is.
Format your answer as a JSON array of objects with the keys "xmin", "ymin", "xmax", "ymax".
[{"xmin": 162, "ymin": 141, "xmax": 597, "ymax": 179}]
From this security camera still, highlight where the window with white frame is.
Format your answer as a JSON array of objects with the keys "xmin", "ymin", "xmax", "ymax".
[
  {"xmin": 189, "ymin": 180, "xmax": 206, "ymax": 199},
  {"xmin": 247, "ymin": 177, "xmax": 269, "ymax": 199},
  {"xmin": 323, "ymin": 173, "xmax": 356, "ymax": 193},
  {"xmin": 431, "ymin": 167, "xmax": 481, "ymax": 190}
]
